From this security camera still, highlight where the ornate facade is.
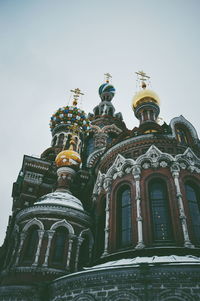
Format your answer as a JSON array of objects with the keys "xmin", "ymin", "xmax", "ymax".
[{"xmin": 1, "ymin": 72, "xmax": 200, "ymax": 300}]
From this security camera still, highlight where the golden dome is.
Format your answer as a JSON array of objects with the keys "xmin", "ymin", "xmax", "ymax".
[
  {"xmin": 55, "ymin": 150, "xmax": 81, "ymax": 167},
  {"xmin": 132, "ymin": 89, "xmax": 160, "ymax": 109}
]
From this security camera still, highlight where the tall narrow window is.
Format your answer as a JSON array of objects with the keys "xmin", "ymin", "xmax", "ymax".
[
  {"xmin": 185, "ymin": 182, "xmax": 200, "ymax": 244},
  {"xmin": 52, "ymin": 227, "xmax": 66, "ymax": 265},
  {"xmin": 176, "ymin": 128, "xmax": 188, "ymax": 145},
  {"xmin": 23, "ymin": 226, "xmax": 38, "ymax": 262},
  {"xmin": 96, "ymin": 197, "xmax": 106, "ymax": 258},
  {"xmin": 58, "ymin": 133, "xmax": 64, "ymax": 147},
  {"xmin": 117, "ymin": 186, "xmax": 132, "ymax": 248},
  {"xmin": 149, "ymin": 180, "xmax": 173, "ymax": 243}
]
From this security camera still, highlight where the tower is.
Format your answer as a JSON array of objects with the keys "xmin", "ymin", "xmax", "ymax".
[{"xmin": 1, "ymin": 73, "xmax": 200, "ymax": 300}]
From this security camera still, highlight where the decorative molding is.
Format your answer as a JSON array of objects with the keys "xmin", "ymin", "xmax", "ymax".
[
  {"xmin": 15, "ymin": 205, "xmax": 91, "ymax": 225},
  {"xmin": 50, "ymin": 219, "xmax": 74, "ymax": 234},
  {"xmin": 87, "ymin": 147, "xmax": 106, "ymax": 168},
  {"xmin": 98, "ymin": 145, "xmax": 200, "ymax": 185},
  {"xmin": 22, "ymin": 217, "xmax": 44, "ymax": 232}
]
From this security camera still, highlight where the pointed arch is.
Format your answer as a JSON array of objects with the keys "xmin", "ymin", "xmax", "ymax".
[
  {"xmin": 50, "ymin": 219, "xmax": 74, "ymax": 235},
  {"xmin": 22, "ymin": 218, "xmax": 44, "ymax": 233}
]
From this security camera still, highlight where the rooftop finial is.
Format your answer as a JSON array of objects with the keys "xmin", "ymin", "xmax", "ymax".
[
  {"xmin": 70, "ymin": 88, "xmax": 84, "ymax": 106},
  {"xmin": 104, "ymin": 72, "xmax": 112, "ymax": 83},
  {"xmin": 135, "ymin": 71, "xmax": 150, "ymax": 89}
]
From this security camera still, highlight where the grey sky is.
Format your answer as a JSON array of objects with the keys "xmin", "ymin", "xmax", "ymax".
[{"xmin": 0, "ymin": 0, "xmax": 200, "ymax": 244}]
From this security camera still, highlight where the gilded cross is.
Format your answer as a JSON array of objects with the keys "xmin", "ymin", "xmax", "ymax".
[
  {"xmin": 70, "ymin": 88, "xmax": 84, "ymax": 106},
  {"xmin": 104, "ymin": 73, "xmax": 112, "ymax": 83},
  {"xmin": 135, "ymin": 71, "xmax": 150, "ymax": 89}
]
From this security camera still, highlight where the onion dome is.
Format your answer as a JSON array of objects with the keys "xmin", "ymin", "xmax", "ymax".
[
  {"xmin": 132, "ymin": 89, "xmax": 160, "ymax": 109},
  {"xmin": 49, "ymin": 106, "xmax": 90, "ymax": 133},
  {"xmin": 98, "ymin": 83, "xmax": 116, "ymax": 101},
  {"xmin": 55, "ymin": 150, "xmax": 81, "ymax": 168}
]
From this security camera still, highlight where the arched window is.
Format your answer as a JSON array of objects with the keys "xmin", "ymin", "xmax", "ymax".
[
  {"xmin": 117, "ymin": 186, "xmax": 132, "ymax": 248},
  {"xmin": 176, "ymin": 127, "xmax": 188, "ymax": 145},
  {"xmin": 52, "ymin": 227, "xmax": 67, "ymax": 265},
  {"xmin": 149, "ymin": 179, "xmax": 173, "ymax": 243},
  {"xmin": 185, "ymin": 182, "xmax": 200, "ymax": 244},
  {"xmin": 23, "ymin": 226, "xmax": 38, "ymax": 263}
]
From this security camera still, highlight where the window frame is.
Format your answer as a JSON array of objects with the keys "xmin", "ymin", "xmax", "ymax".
[
  {"xmin": 148, "ymin": 178, "xmax": 174, "ymax": 244},
  {"xmin": 116, "ymin": 184, "xmax": 133, "ymax": 249}
]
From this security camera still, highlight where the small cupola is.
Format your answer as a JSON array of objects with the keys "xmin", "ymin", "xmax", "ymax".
[{"xmin": 132, "ymin": 71, "xmax": 160, "ymax": 126}]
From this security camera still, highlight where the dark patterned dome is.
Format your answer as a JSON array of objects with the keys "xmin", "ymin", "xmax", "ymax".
[
  {"xmin": 49, "ymin": 105, "xmax": 90, "ymax": 132},
  {"xmin": 98, "ymin": 83, "xmax": 116, "ymax": 101}
]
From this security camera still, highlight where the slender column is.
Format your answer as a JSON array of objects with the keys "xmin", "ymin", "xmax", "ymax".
[
  {"xmin": 133, "ymin": 166, "xmax": 145, "ymax": 249},
  {"xmin": 171, "ymin": 168, "xmax": 194, "ymax": 248},
  {"xmin": 15, "ymin": 232, "xmax": 27, "ymax": 266},
  {"xmin": 63, "ymin": 134, "xmax": 67, "ymax": 149},
  {"xmin": 74, "ymin": 237, "xmax": 84, "ymax": 271},
  {"xmin": 66, "ymin": 234, "xmax": 75, "ymax": 270},
  {"xmin": 42, "ymin": 230, "xmax": 55, "ymax": 267},
  {"xmin": 141, "ymin": 112, "xmax": 144, "ymax": 122},
  {"xmin": 103, "ymin": 177, "xmax": 112, "ymax": 256},
  {"xmin": 32, "ymin": 230, "xmax": 45, "ymax": 267}
]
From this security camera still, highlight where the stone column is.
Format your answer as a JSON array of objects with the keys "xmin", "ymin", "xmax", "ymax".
[
  {"xmin": 133, "ymin": 166, "xmax": 145, "ymax": 249},
  {"xmin": 42, "ymin": 230, "xmax": 55, "ymax": 267},
  {"xmin": 66, "ymin": 234, "xmax": 75, "ymax": 270},
  {"xmin": 102, "ymin": 177, "xmax": 112, "ymax": 256},
  {"xmin": 74, "ymin": 237, "xmax": 84, "ymax": 271},
  {"xmin": 32, "ymin": 230, "xmax": 45, "ymax": 267},
  {"xmin": 171, "ymin": 166, "xmax": 194, "ymax": 248},
  {"xmin": 15, "ymin": 232, "xmax": 27, "ymax": 266}
]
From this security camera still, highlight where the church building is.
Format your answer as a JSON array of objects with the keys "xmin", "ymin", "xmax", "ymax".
[{"xmin": 0, "ymin": 72, "xmax": 200, "ymax": 301}]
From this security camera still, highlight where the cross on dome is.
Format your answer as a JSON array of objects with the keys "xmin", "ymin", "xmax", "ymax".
[
  {"xmin": 135, "ymin": 71, "xmax": 150, "ymax": 89},
  {"xmin": 104, "ymin": 72, "xmax": 112, "ymax": 83},
  {"xmin": 70, "ymin": 88, "xmax": 84, "ymax": 106}
]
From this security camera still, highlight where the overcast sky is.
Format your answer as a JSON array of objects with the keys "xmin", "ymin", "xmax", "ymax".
[{"xmin": 0, "ymin": 0, "xmax": 200, "ymax": 244}]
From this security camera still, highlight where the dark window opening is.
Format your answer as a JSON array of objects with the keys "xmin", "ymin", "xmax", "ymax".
[
  {"xmin": 176, "ymin": 128, "xmax": 188, "ymax": 145},
  {"xmin": 186, "ymin": 182, "xmax": 200, "ymax": 244},
  {"xmin": 117, "ymin": 186, "xmax": 132, "ymax": 248},
  {"xmin": 23, "ymin": 226, "xmax": 38, "ymax": 263},
  {"xmin": 58, "ymin": 133, "xmax": 64, "ymax": 147},
  {"xmin": 52, "ymin": 227, "xmax": 67, "ymax": 265},
  {"xmin": 149, "ymin": 179, "xmax": 173, "ymax": 243}
]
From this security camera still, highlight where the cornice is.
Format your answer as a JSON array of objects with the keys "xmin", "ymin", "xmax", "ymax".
[{"xmin": 15, "ymin": 204, "xmax": 91, "ymax": 225}]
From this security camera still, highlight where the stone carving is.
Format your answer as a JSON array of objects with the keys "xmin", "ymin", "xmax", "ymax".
[
  {"xmin": 160, "ymin": 161, "xmax": 168, "ymax": 168},
  {"xmin": 142, "ymin": 162, "xmax": 150, "ymax": 169},
  {"xmin": 94, "ymin": 145, "xmax": 200, "ymax": 192}
]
